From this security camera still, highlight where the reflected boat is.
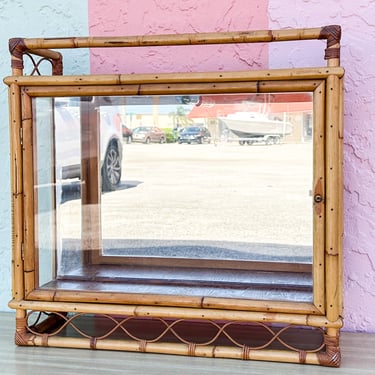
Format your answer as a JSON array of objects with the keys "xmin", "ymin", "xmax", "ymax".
[{"xmin": 220, "ymin": 112, "xmax": 293, "ymax": 138}]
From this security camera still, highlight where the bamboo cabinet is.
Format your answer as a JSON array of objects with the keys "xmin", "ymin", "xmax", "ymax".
[{"xmin": 6, "ymin": 26, "xmax": 344, "ymax": 367}]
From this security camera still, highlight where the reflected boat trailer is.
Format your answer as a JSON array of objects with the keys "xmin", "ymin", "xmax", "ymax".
[{"xmin": 233, "ymin": 134, "xmax": 284, "ymax": 145}]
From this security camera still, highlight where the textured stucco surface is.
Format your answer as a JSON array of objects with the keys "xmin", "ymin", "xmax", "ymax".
[
  {"xmin": 88, "ymin": 0, "xmax": 269, "ymax": 74},
  {"xmin": 269, "ymin": 0, "xmax": 375, "ymax": 333},
  {"xmin": 0, "ymin": 1, "xmax": 89, "ymax": 310}
]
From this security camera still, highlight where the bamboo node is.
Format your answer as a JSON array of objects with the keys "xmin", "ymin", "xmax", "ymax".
[
  {"xmin": 299, "ymin": 350, "xmax": 307, "ymax": 364},
  {"xmin": 11, "ymin": 59, "xmax": 24, "ymax": 70},
  {"xmin": 188, "ymin": 343, "xmax": 197, "ymax": 356},
  {"xmin": 41, "ymin": 334, "xmax": 49, "ymax": 347},
  {"xmin": 139, "ymin": 340, "xmax": 147, "ymax": 353},
  {"xmin": 90, "ymin": 337, "xmax": 97, "ymax": 349},
  {"xmin": 242, "ymin": 345, "xmax": 251, "ymax": 360},
  {"xmin": 325, "ymin": 48, "xmax": 340, "ymax": 60}
]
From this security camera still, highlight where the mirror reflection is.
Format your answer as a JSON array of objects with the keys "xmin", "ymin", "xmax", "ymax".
[
  {"xmin": 34, "ymin": 92, "xmax": 314, "ymax": 301},
  {"xmin": 52, "ymin": 93, "xmax": 313, "ymax": 262}
]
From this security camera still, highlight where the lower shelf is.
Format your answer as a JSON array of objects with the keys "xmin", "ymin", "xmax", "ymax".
[{"xmin": 14, "ymin": 310, "xmax": 341, "ymax": 367}]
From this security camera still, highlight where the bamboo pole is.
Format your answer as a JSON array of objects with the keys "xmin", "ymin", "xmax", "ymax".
[
  {"xmin": 29, "ymin": 289, "xmax": 204, "ymax": 308},
  {"xmin": 20, "ymin": 91, "xmax": 36, "ymax": 296},
  {"xmin": 337, "ymin": 77, "xmax": 344, "ymax": 315},
  {"xmin": 9, "ymin": 83, "xmax": 24, "ymax": 302},
  {"xmin": 95, "ymin": 255, "xmax": 311, "ymax": 272},
  {"xmin": 8, "ymin": 299, "xmax": 343, "ymax": 328},
  {"xmin": 12, "ymin": 80, "xmax": 325, "ymax": 101},
  {"xmin": 19, "ymin": 80, "xmax": 320, "ymax": 97},
  {"xmin": 18, "ymin": 26, "xmax": 338, "ymax": 51},
  {"xmin": 136, "ymin": 80, "xmax": 322, "ymax": 96},
  {"xmin": 325, "ymin": 74, "xmax": 341, "ymax": 322},
  {"xmin": 312, "ymin": 81, "xmax": 326, "ymax": 314},
  {"xmin": 22, "ymin": 85, "xmax": 140, "ymax": 97},
  {"xmin": 258, "ymin": 80, "xmax": 323, "ymax": 92},
  {"xmin": 8, "ymin": 27, "xmax": 341, "ymax": 80},
  {"xmin": 26, "ymin": 289, "xmax": 316, "ymax": 314},
  {"xmin": 8, "ymin": 82, "xmax": 28, "ymax": 336},
  {"xmin": 26, "ymin": 48, "xmax": 62, "ymax": 61},
  {"xmin": 202, "ymin": 297, "xmax": 319, "ymax": 315},
  {"xmin": 26, "ymin": 335, "xmax": 323, "ymax": 365},
  {"xmin": 3, "ymin": 67, "xmax": 345, "ymax": 87},
  {"xmin": 80, "ymin": 98, "xmax": 102, "ymax": 265},
  {"xmin": 138, "ymin": 82, "xmax": 260, "ymax": 95}
]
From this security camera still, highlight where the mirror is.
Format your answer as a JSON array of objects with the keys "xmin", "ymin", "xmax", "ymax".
[
  {"xmin": 100, "ymin": 93, "xmax": 313, "ymax": 264},
  {"xmin": 33, "ymin": 90, "xmax": 315, "ymax": 303}
]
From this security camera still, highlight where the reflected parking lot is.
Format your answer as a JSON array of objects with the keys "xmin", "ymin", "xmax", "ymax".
[
  {"xmin": 58, "ymin": 140, "xmax": 313, "ymax": 263},
  {"xmin": 96, "ymin": 141, "xmax": 313, "ymax": 262}
]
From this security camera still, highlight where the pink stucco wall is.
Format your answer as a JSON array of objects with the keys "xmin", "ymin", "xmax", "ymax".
[
  {"xmin": 268, "ymin": 0, "xmax": 375, "ymax": 333},
  {"xmin": 88, "ymin": 0, "xmax": 269, "ymax": 73},
  {"xmin": 88, "ymin": 0, "xmax": 375, "ymax": 332}
]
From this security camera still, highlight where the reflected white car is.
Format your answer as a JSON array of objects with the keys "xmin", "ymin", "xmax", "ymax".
[{"xmin": 54, "ymin": 100, "xmax": 123, "ymax": 192}]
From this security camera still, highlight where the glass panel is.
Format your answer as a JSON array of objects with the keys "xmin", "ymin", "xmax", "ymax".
[
  {"xmin": 54, "ymin": 99, "xmax": 83, "ymax": 277},
  {"xmin": 100, "ymin": 93, "xmax": 313, "ymax": 265},
  {"xmin": 34, "ymin": 92, "xmax": 314, "ymax": 302},
  {"xmin": 35, "ymin": 98, "xmax": 83, "ymax": 280},
  {"xmin": 34, "ymin": 98, "xmax": 55, "ymax": 286}
]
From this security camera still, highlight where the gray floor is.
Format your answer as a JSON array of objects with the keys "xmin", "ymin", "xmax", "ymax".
[{"xmin": 0, "ymin": 312, "xmax": 374, "ymax": 375}]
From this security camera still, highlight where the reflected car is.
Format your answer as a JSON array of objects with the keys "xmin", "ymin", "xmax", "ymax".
[
  {"xmin": 55, "ymin": 100, "xmax": 123, "ymax": 192},
  {"xmin": 132, "ymin": 126, "xmax": 166, "ymax": 143},
  {"xmin": 177, "ymin": 126, "xmax": 211, "ymax": 144}
]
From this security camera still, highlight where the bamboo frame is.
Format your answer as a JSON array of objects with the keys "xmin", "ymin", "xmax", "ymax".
[
  {"xmin": 312, "ymin": 81, "xmax": 326, "ymax": 314},
  {"xmin": 3, "ymin": 67, "xmax": 344, "ymax": 86},
  {"xmin": 9, "ymin": 83, "xmax": 24, "ymax": 302},
  {"xmin": 80, "ymin": 98, "xmax": 102, "ymax": 265},
  {"xmin": 9, "ymin": 25, "xmax": 339, "ymax": 53},
  {"xmin": 21, "ymin": 91, "xmax": 36, "ymax": 297},
  {"xmin": 6, "ymin": 25, "xmax": 344, "ymax": 367},
  {"xmin": 325, "ymin": 74, "xmax": 342, "ymax": 324},
  {"xmin": 18, "ymin": 78, "xmax": 322, "ymax": 277}
]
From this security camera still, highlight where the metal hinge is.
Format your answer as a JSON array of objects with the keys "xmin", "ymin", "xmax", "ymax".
[{"xmin": 21, "ymin": 242, "xmax": 25, "ymax": 261}]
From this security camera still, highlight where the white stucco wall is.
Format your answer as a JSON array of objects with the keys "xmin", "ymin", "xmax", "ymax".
[{"xmin": 0, "ymin": 1, "xmax": 89, "ymax": 310}]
